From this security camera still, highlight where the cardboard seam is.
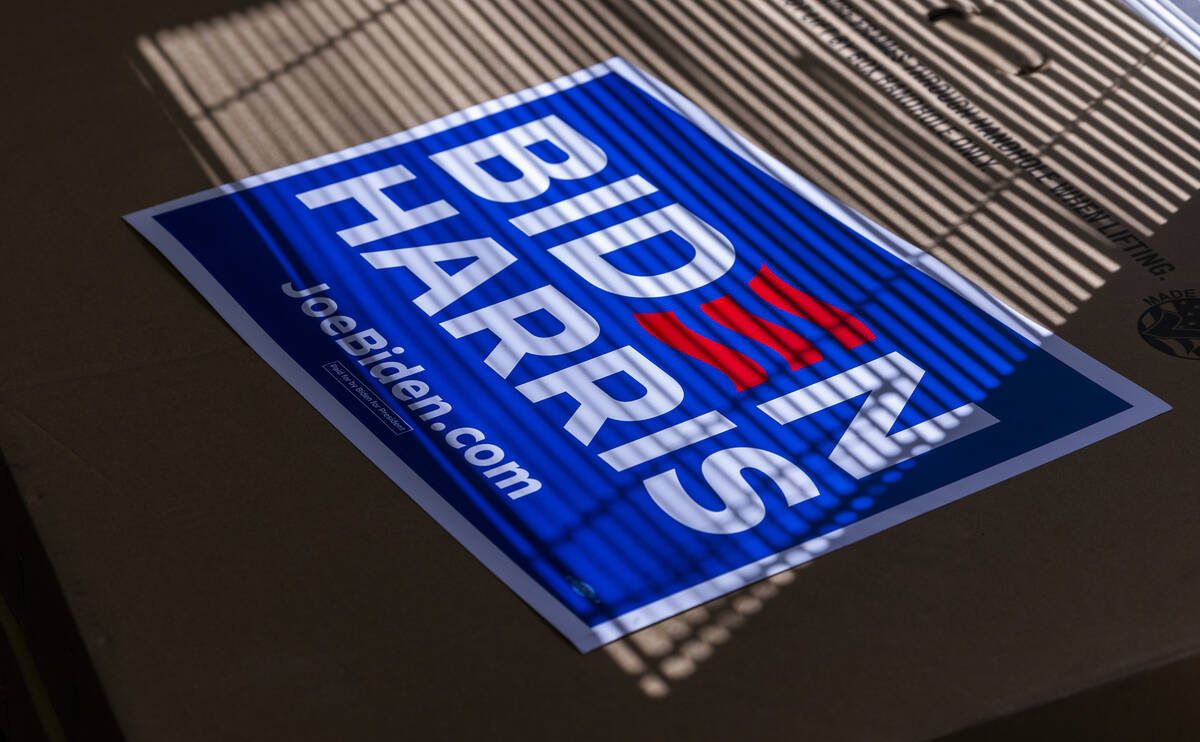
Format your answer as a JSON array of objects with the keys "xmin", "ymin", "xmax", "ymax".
[{"xmin": 0, "ymin": 407, "xmax": 121, "ymax": 497}]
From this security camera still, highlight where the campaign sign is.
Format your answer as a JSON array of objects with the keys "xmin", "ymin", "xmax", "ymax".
[{"xmin": 126, "ymin": 58, "xmax": 1168, "ymax": 651}]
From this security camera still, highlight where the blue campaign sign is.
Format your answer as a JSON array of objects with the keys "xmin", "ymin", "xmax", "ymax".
[{"xmin": 126, "ymin": 58, "xmax": 1167, "ymax": 651}]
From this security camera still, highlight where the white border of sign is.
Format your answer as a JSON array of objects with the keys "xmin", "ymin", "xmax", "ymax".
[
  {"xmin": 125, "ymin": 57, "xmax": 1169, "ymax": 652},
  {"xmin": 1122, "ymin": 0, "xmax": 1200, "ymax": 59}
]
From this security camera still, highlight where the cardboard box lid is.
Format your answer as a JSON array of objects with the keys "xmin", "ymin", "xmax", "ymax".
[{"xmin": 3, "ymin": 1, "xmax": 1199, "ymax": 739}]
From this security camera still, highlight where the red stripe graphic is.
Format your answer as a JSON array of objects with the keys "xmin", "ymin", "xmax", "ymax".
[
  {"xmin": 701, "ymin": 295, "xmax": 824, "ymax": 371},
  {"xmin": 749, "ymin": 265, "xmax": 876, "ymax": 349},
  {"xmin": 635, "ymin": 311, "xmax": 769, "ymax": 392}
]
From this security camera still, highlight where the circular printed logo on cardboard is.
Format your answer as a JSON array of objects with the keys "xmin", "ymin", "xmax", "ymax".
[{"xmin": 1138, "ymin": 294, "xmax": 1200, "ymax": 360}]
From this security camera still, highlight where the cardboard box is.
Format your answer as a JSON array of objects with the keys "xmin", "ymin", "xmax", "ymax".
[{"xmin": 3, "ymin": 0, "xmax": 1199, "ymax": 739}]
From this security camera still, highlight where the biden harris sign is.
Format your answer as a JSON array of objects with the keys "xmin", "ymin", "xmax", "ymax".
[{"xmin": 126, "ymin": 58, "xmax": 1168, "ymax": 651}]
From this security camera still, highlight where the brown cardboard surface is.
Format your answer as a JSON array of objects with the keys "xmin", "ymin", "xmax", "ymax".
[{"xmin": 3, "ymin": 1, "xmax": 1199, "ymax": 740}]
